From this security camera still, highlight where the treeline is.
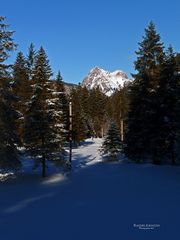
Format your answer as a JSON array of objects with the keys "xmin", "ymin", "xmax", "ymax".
[
  {"xmin": 0, "ymin": 17, "xmax": 69, "ymax": 176},
  {"xmin": 125, "ymin": 22, "xmax": 180, "ymax": 164},
  {"xmin": 0, "ymin": 16, "xmax": 180, "ymax": 177},
  {"xmin": 69, "ymin": 22, "xmax": 180, "ymax": 164},
  {"xmin": 70, "ymin": 83, "xmax": 130, "ymax": 142},
  {"xmin": 0, "ymin": 16, "xmax": 113, "ymax": 176}
]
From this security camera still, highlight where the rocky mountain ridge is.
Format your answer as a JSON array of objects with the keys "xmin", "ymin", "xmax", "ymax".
[{"xmin": 81, "ymin": 67, "xmax": 130, "ymax": 96}]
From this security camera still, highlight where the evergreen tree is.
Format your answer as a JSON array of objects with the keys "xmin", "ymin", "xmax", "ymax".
[
  {"xmin": 78, "ymin": 86, "xmax": 92, "ymax": 137},
  {"xmin": 108, "ymin": 83, "xmax": 130, "ymax": 141},
  {"xmin": 47, "ymin": 71, "xmax": 69, "ymax": 162},
  {"xmin": 55, "ymin": 71, "xmax": 69, "ymax": 137},
  {"xmin": 175, "ymin": 53, "xmax": 180, "ymax": 70},
  {"xmin": 24, "ymin": 47, "xmax": 54, "ymax": 177},
  {"xmin": 71, "ymin": 85, "xmax": 88, "ymax": 145},
  {"xmin": 125, "ymin": 22, "xmax": 165, "ymax": 163},
  {"xmin": 175, "ymin": 53, "xmax": 180, "ymax": 161},
  {"xmin": 0, "ymin": 16, "xmax": 17, "ymax": 65},
  {"xmin": 12, "ymin": 51, "xmax": 30, "ymax": 142},
  {"xmin": 27, "ymin": 43, "xmax": 36, "ymax": 80},
  {"xmin": 13, "ymin": 52, "xmax": 29, "ymax": 95},
  {"xmin": 88, "ymin": 87, "xmax": 108, "ymax": 137},
  {"xmin": 0, "ymin": 16, "xmax": 20, "ymax": 170},
  {"xmin": 70, "ymin": 85, "xmax": 108, "ymax": 143},
  {"xmin": 153, "ymin": 47, "xmax": 179, "ymax": 164},
  {"xmin": 100, "ymin": 122, "xmax": 122, "ymax": 160}
]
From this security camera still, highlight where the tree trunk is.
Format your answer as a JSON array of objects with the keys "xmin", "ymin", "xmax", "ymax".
[
  {"xmin": 101, "ymin": 127, "xmax": 104, "ymax": 138},
  {"xmin": 120, "ymin": 119, "xmax": 124, "ymax": 142},
  {"xmin": 41, "ymin": 135, "xmax": 46, "ymax": 177},
  {"xmin": 170, "ymin": 139, "xmax": 176, "ymax": 165},
  {"xmin": 42, "ymin": 152, "xmax": 46, "ymax": 178}
]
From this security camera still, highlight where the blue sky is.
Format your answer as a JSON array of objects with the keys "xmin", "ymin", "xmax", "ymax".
[{"xmin": 2, "ymin": 0, "xmax": 180, "ymax": 83}]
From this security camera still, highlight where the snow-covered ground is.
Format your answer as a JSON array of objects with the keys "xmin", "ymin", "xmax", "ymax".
[{"xmin": 0, "ymin": 138, "xmax": 180, "ymax": 240}]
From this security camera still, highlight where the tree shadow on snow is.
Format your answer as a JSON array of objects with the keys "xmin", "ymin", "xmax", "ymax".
[
  {"xmin": 72, "ymin": 153, "xmax": 99, "ymax": 171},
  {"xmin": 76, "ymin": 140, "xmax": 95, "ymax": 147}
]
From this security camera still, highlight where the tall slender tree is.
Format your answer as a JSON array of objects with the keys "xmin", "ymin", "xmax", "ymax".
[
  {"xmin": 125, "ymin": 22, "xmax": 165, "ymax": 163},
  {"xmin": 46, "ymin": 71, "xmax": 69, "ymax": 162},
  {"xmin": 12, "ymin": 51, "xmax": 30, "ymax": 142},
  {"xmin": 27, "ymin": 43, "xmax": 36, "ymax": 80},
  {"xmin": 153, "ymin": 47, "xmax": 179, "ymax": 164},
  {"xmin": 24, "ymin": 47, "xmax": 53, "ymax": 177},
  {"xmin": 71, "ymin": 85, "xmax": 88, "ymax": 145},
  {"xmin": 176, "ymin": 54, "xmax": 180, "ymax": 161},
  {"xmin": 0, "ymin": 16, "xmax": 20, "ymax": 170},
  {"xmin": 108, "ymin": 83, "xmax": 130, "ymax": 140},
  {"xmin": 0, "ymin": 16, "xmax": 17, "ymax": 64},
  {"xmin": 88, "ymin": 87, "xmax": 108, "ymax": 137},
  {"xmin": 55, "ymin": 70, "xmax": 69, "ymax": 137}
]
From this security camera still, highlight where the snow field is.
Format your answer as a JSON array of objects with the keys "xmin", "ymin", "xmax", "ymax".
[{"xmin": 0, "ymin": 138, "xmax": 180, "ymax": 240}]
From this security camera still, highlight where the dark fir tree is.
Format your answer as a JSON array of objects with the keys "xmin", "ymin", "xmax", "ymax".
[
  {"xmin": 12, "ymin": 51, "xmax": 30, "ymax": 142},
  {"xmin": 0, "ymin": 16, "xmax": 21, "ymax": 170},
  {"xmin": 100, "ymin": 122, "xmax": 122, "ymax": 160},
  {"xmin": 175, "ymin": 53, "xmax": 180, "ymax": 161},
  {"xmin": 46, "ymin": 71, "xmax": 69, "ymax": 163},
  {"xmin": 125, "ymin": 22, "xmax": 165, "ymax": 163},
  {"xmin": 71, "ymin": 85, "xmax": 88, "ymax": 145},
  {"xmin": 79, "ymin": 86, "xmax": 92, "ymax": 137},
  {"xmin": 88, "ymin": 87, "xmax": 108, "ymax": 137},
  {"xmin": 153, "ymin": 47, "xmax": 179, "ymax": 164},
  {"xmin": 24, "ymin": 47, "xmax": 54, "ymax": 177},
  {"xmin": 0, "ymin": 16, "xmax": 17, "ymax": 64},
  {"xmin": 55, "ymin": 70, "xmax": 69, "ymax": 138},
  {"xmin": 70, "ymin": 85, "xmax": 108, "ymax": 143},
  {"xmin": 175, "ymin": 53, "xmax": 180, "ymax": 70},
  {"xmin": 108, "ymin": 83, "xmax": 130, "ymax": 141},
  {"xmin": 27, "ymin": 43, "xmax": 36, "ymax": 80}
]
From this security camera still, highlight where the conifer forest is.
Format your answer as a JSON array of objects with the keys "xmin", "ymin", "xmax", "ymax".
[
  {"xmin": 0, "ymin": 14, "xmax": 180, "ymax": 240},
  {"xmin": 0, "ymin": 17, "xmax": 179, "ymax": 176}
]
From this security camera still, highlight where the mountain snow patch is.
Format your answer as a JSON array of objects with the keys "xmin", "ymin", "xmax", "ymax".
[{"xmin": 82, "ymin": 67, "xmax": 131, "ymax": 96}]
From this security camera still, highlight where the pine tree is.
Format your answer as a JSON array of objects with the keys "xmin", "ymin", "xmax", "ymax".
[
  {"xmin": 27, "ymin": 43, "xmax": 36, "ymax": 80},
  {"xmin": 125, "ymin": 22, "xmax": 165, "ymax": 163},
  {"xmin": 79, "ymin": 86, "xmax": 92, "ymax": 137},
  {"xmin": 174, "ymin": 53, "xmax": 180, "ymax": 161},
  {"xmin": 153, "ymin": 47, "xmax": 179, "ymax": 164},
  {"xmin": 24, "ymin": 47, "xmax": 54, "ymax": 177},
  {"xmin": 71, "ymin": 85, "xmax": 88, "ymax": 145},
  {"xmin": 55, "ymin": 71, "xmax": 69, "ymax": 138},
  {"xmin": 0, "ymin": 16, "xmax": 17, "ymax": 64},
  {"xmin": 46, "ymin": 71, "xmax": 69, "ymax": 163},
  {"xmin": 88, "ymin": 87, "xmax": 108, "ymax": 137},
  {"xmin": 108, "ymin": 83, "xmax": 130, "ymax": 141},
  {"xmin": 100, "ymin": 122, "xmax": 122, "ymax": 160},
  {"xmin": 0, "ymin": 16, "xmax": 20, "ymax": 170},
  {"xmin": 12, "ymin": 51, "xmax": 30, "ymax": 143},
  {"xmin": 175, "ymin": 53, "xmax": 180, "ymax": 69},
  {"xmin": 70, "ymin": 85, "xmax": 108, "ymax": 143}
]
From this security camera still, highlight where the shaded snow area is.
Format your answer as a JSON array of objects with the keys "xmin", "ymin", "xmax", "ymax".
[{"xmin": 0, "ymin": 139, "xmax": 180, "ymax": 240}]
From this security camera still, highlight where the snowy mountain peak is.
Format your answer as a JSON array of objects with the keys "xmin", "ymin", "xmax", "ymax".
[{"xmin": 82, "ymin": 67, "xmax": 130, "ymax": 96}]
